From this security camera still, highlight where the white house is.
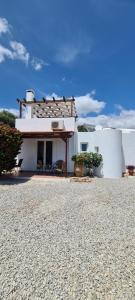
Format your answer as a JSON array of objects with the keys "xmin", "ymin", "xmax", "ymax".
[{"xmin": 16, "ymin": 90, "xmax": 135, "ymax": 178}]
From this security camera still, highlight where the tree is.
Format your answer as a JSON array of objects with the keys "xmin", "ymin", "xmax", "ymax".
[
  {"xmin": 0, "ymin": 110, "xmax": 16, "ymax": 128},
  {"xmin": 77, "ymin": 125, "xmax": 88, "ymax": 132},
  {"xmin": 0, "ymin": 124, "xmax": 22, "ymax": 174}
]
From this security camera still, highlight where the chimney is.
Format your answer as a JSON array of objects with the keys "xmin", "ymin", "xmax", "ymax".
[{"xmin": 26, "ymin": 89, "xmax": 35, "ymax": 102}]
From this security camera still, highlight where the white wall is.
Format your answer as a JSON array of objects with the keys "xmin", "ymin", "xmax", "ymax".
[
  {"xmin": 77, "ymin": 129, "xmax": 123, "ymax": 178},
  {"xmin": 122, "ymin": 131, "xmax": 135, "ymax": 169},
  {"xmin": 16, "ymin": 117, "xmax": 76, "ymax": 132},
  {"xmin": 18, "ymin": 139, "xmax": 37, "ymax": 171},
  {"xmin": 94, "ymin": 129, "xmax": 122, "ymax": 178}
]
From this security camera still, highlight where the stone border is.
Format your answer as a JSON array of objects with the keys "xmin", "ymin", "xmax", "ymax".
[{"xmin": 70, "ymin": 176, "xmax": 92, "ymax": 183}]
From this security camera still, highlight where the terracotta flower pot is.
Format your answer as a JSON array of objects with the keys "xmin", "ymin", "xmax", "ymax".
[
  {"xmin": 127, "ymin": 165, "xmax": 134, "ymax": 176},
  {"xmin": 74, "ymin": 163, "xmax": 84, "ymax": 177}
]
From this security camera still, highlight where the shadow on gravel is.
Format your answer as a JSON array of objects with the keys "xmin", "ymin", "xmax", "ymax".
[{"xmin": 0, "ymin": 178, "xmax": 30, "ymax": 185}]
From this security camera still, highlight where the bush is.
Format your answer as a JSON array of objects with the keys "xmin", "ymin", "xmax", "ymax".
[
  {"xmin": 0, "ymin": 124, "xmax": 22, "ymax": 174},
  {"xmin": 72, "ymin": 152, "xmax": 103, "ymax": 176},
  {"xmin": 87, "ymin": 152, "xmax": 102, "ymax": 168},
  {"xmin": 72, "ymin": 153, "xmax": 86, "ymax": 164}
]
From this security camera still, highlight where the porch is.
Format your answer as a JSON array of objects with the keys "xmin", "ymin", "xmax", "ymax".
[{"xmin": 18, "ymin": 131, "xmax": 75, "ymax": 176}]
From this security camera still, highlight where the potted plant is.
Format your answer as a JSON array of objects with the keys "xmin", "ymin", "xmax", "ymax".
[
  {"xmin": 72, "ymin": 152, "xmax": 103, "ymax": 177},
  {"xmin": 126, "ymin": 165, "xmax": 134, "ymax": 176},
  {"xmin": 72, "ymin": 153, "xmax": 86, "ymax": 177}
]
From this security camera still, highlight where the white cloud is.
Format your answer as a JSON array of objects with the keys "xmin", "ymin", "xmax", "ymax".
[
  {"xmin": 31, "ymin": 57, "xmax": 47, "ymax": 71},
  {"xmin": 0, "ymin": 17, "xmax": 46, "ymax": 70},
  {"xmin": 0, "ymin": 41, "xmax": 30, "ymax": 65},
  {"xmin": 0, "ymin": 44, "xmax": 13, "ymax": 62},
  {"xmin": 0, "ymin": 18, "xmax": 10, "ymax": 35},
  {"xmin": 78, "ymin": 108, "xmax": 135, "ymax": 129},
  {"xmin": 45, "ymin": 92, "xmax": 135, "ymax": 129},
  {"xmin": 76, "ymin": 91, "xmax": 106, "ymax": 116},
  {"xmin": 56, "ymin": 42, "xmax": 90, "ymax": 64},
  {"xmin": 0, "ymin": 40, "xmax": 46, "ymax": 69},
  {"xmin": 0, "ymin": 108, "xmax": 19, "ymax": 116},
  {"xmin": 10, "ymin": 41, "xmax": 30, "ymax": 65},
  {"xmin": 45, "ymin": 91, "xmax": 106, "ymax": 115}
]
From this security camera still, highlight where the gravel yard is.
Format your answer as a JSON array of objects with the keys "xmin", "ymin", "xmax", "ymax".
[{"xmin": 0, "ymin": 178, "xmax": 135, "ymax": 300}]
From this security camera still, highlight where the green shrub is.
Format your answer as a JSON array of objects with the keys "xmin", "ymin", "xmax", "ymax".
[
  {"xmin": 72, "ymin": 153, "xmax": 86, "ymax": 164},
  {"xmin": 92, "ymin": 152, "xmax": 103, "ymax": 168},
  {"xmin": 0, "ymin": 124, "xmax": 22, "ymax": 174},
  {"xmin": 72, "ymin": 152, "xmax": 103, "ymax": 176}
]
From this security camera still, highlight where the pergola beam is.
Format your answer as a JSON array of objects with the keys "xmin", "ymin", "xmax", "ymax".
[
  {"xmin": 21, "ymin": 131, "xmax": 73, "ymax": 139},
  {"xmin": 16, "ymin": 98, "xmax": 75, "ymax": 104}
]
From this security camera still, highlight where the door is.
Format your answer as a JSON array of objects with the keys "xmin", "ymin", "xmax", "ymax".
[
  {"xmin": 46, "ymin": 141, "xmax": 53, "ymax": 166},
  {"xmin": 37, "ymin": 141, "xmax": 44, "ymax": 169}
]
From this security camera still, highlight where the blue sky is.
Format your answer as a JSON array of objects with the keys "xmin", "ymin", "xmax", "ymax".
[{"xmin": 1, "ymin": 0, "xmax": 135, "ymax": 127}]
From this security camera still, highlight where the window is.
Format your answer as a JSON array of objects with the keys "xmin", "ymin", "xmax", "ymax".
[
  {"xmin": 81, "ymin": 143, "xmax": 88, "ymax": 152},
  {"xmin": 95, "ymin": 146, "xmax": 99, "ymax": 153}
]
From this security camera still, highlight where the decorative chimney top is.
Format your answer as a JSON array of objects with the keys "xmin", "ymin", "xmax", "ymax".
[{"xmin": 26, "ymin": 89, "xmax": 35, "ymax": 102}]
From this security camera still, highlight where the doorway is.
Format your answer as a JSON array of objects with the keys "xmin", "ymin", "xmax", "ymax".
[
  {"xmin": 46, "ymin": 141, "xmax": 53, "ymax": 166},
  {"xmin": 37, "ymin": 141, "xmax": 44, "ymax": 169}
]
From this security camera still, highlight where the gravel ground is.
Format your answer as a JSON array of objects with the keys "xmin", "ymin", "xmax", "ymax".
[{"xmin": 0, "ymin": 178, "xmax": 135, "ymax": 300}]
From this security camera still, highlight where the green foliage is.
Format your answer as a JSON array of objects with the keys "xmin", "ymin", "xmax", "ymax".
[
  {"xmin": 0, "ymin": 110, "xmax": 16, "ymax": 128},
  {"xmin": 92, "ymin": 152, "xmax": 103, "ymax": 168},
  {"xmin": 77, "ymin": 125, "xmax": 88, "ymax": 132},
  {"xmin": 72, "ymin": 152, "xmax": 102, "ymax": 168},
  {"xmin": 72, "ymin": 153, "xmax": 87, "ymax": 164},
  {"xmin": 83, "ymin": 152, "xmax": 94, "ymax": 168},
  {"xmin": 0, "ymin": 124, "xmax": 22, "ymax": 174}
]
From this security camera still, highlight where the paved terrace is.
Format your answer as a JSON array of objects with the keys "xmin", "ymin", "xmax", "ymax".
[{"xmin": 0, "ymin": 178, "xmax": 135, "ymax": 299}]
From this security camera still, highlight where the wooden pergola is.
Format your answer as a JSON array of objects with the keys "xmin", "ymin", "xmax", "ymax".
[{"xmin": 17, "ymin": 97, "xmax": 78, "ymax": 119}]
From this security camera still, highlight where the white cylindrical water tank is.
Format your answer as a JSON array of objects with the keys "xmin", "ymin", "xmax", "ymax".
[
  {"xmin": 26, "ymin": 89, "xmax": 35, "ymax": 102},
  {"xmin": 98, "ymin": 129, "xmax": 122, "ymax": 178}
]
